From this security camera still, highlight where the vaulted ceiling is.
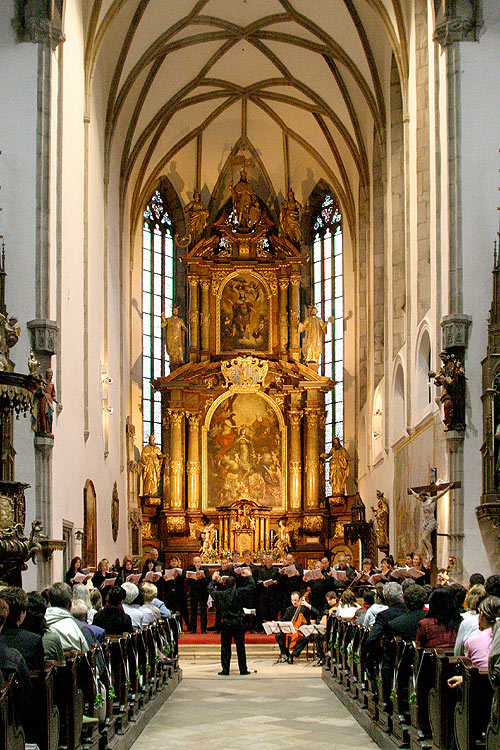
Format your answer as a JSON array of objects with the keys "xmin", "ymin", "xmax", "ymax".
[{"xmin": 83, "ymin": 0, "xmax": 409, "ymax": 233}]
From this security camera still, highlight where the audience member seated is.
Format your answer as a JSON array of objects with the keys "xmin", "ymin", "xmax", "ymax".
[
  {"xmin": 92, "ymin": 585, "xmax": 133, "ymax": 635},
  {"xmin": 485, "ymin": 574, "xmax": 500, "ymax": 598},
  {"xmin": 141, "ymin": 583, "xmax": 171, "ymax": 620},
  {"xmin": 469, "ymin": 572, "xmax": 486, "ymax": 588},
  {"xmin": 464, "ymin": 596, "xmax": 500, "ymax": 671},
  {"xmin": 450, "ymin": 582, "xmax": 467, "ymax": 613},
  {"xmin": 416, "ymin": 586, "xmax": 461, "ymax": 648},
  {"xmin": 72, "ymin": 583, "xmax": 97, "ymax": 623},
  {"xmin": 0, "ymin": 587, "xmax": 44, "ymax": 670},
  {"xmin": 336, "ymin": 589, "xmax": 362, "ymax": 620},
  {"xmin": 355, "ymin": 589, "xmax": 375, "ymax": 625},
  {"xmin": 90, "ymin": 587, "xmax": 103, "ymax": 615},
  {"xmin": 45, "ymin": 582, "xmax": 89, "ymax": 652},
  {"xmin": 316, "ymin": 591, "xmax": 338, "ymax": 665},
  {"xmin": 454, "ymin": 583, "xmax": 487, "ymax": 655},
  {"xmin": 389, "ymin": 584, "xmax": 427, "ymax": 640},
  {"xmin": 64, "ymin": 556, "xmax": 83, "ymax": 587},
  {"xmin": 71, "ymin": 598, "xmax": 105, "ymax": 643},
  {"xmin": 366, "ymin": 582, "xmax": 406, "ymax": 655},
  {"xmin": 363, "ymin": 583, "xmax": 388, "ymax": 628},
  {"xmin": 21, "ymin": 591, "xmax": 64, "ymax": 662},
  {"xmin": 0, "ymin": 597, "xmax": 31, "ymax": 711},
  {"xmin": 121, "ymin": 582, "xmax": 145, "ymax": 628}
]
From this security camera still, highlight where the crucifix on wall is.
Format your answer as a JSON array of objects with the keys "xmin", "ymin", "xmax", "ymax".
[{"xmin": 407, "ymin": 469, "xmax": 461, "ymax": 565}]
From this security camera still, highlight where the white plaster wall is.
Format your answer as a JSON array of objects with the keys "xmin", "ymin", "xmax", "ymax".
[
  {"xmin": 0, "ymin": 0, "xmax": 40, "ymax": 589},
  {"xmin": 459, "ymin": 0, "xmax": 500, "ymax": 578}
]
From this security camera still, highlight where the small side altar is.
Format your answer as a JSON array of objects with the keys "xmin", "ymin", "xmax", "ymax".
[{"xmin": 141, "ymin": 177, "xmax": 357, "ymax": 564}]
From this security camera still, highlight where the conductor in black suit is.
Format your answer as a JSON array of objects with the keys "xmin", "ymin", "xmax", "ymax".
[
  {"xmin": 208, "ymin": 572, "xmax": 256, "ymax": 676},
  {"xmin": 186, "ymin": 556, "xmax": 209, "ymax": 633}
]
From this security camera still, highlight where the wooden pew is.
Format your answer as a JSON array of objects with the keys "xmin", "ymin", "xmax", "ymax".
[
  {"xmin": 347, "ymin": 624, "xmax": 361, "ymax": 699},
  {"xmin": 454, "ymin": 658, "xmax": 493, "ymax": 750},
  {"xmin": 77, "ymin": 645, "xmax": 100, "ymax": 750},
  {"xmin": 27, "ymin": 663, "xmax": 60, "ymax": 750},
  {"xmin": 54, "ymin": 651, "xmax": 84, "ymax": 750},
  {"xmin": 354, "ymin": 625, "xmax": 370, "ymax": 708},
  {"xmin": 97, "ymin": 641, "xmax": 117, "ymax": 750},
  {"xmin": 408, "ymin": 647, "xmax": 434, "ymax": 750},
  {"xmin": 486, "ymin": 684, "xmax": 500, "ymax": 750},
  {"xmin": 108, "ymin": 636, "xmax": 130, "ymax": 735},
  {"xmin": 0, "ymin": 675, "xmax": 24, "ymax": 750},
  {"xmin": 428, "ymin": 649, "xmax": 458, "ymax": 750},
  {"xmin": 391, "ymin": 639, "xmax": 415, "ymax": 747}
]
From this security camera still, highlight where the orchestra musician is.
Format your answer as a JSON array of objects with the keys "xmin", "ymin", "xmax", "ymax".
[
  {"xmin": 274, "ymin": 591, "xmax": 318, "ymax": 664},
  {"xmin": 315, "ymin": 591, "xmax": 338, "ymax": 666}
]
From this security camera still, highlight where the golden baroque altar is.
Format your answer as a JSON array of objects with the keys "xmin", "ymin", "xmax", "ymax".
[{"xmin": 142, "ymin": 199, "xmax": 348, "ymax": 562}]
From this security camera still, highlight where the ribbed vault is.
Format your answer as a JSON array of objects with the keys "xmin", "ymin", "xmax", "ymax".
[{"xmin": 83, "ymin": 0, "xmax": 409, "ymax": 234}]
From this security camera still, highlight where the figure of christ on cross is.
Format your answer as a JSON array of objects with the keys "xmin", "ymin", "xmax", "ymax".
[{"xmin": 407, "ymin": 478, "xmax": 461, "ymax": 565}]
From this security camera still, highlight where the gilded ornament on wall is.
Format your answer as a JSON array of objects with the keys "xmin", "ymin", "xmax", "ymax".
[
  {"xmin": 166, "ymin": 516, "xmax": 187, "ymax": 535},
  {"xmin": 303, "ymin": 515, "xmax": 323, "ymax": 534},
  {"xmin": 221, "ymin": 355, "xmax": 268, "ymax": 391}
]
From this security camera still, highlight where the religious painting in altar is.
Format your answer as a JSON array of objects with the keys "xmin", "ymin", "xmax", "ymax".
[
  {"xmin": 393, "ymin": 418, "xmax": 447, "ymax": 562},
  {"xmin": 217, "ymin": 272, "xmax": 271, "ymax": 354},
  {"xmin": 203, "ymin": 391, "xmax": 285, "ymax": 510}
]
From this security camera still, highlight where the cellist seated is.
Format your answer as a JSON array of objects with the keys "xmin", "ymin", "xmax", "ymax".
[{"xmin": 274, "ymin": 591, "xmax": 319, "ymax": 664}]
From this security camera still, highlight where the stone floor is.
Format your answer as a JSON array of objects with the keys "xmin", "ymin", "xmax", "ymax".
[{"xmin": 130, "ymin": 656, "xmax": 376, "ymax": 750}]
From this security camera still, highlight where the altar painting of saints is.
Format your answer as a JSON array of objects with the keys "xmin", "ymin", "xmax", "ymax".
[
  {"xmin": 219, "ymin": 275, "xmax": 270, "ymax": 353},
  {"xmin": 206, "ymin": 393, "xmax": 282, "ymax": 508}
]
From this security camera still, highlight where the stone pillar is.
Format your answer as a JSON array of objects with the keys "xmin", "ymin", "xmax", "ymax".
[
  {"xmin": 169, "ymin": 410, "xmax": 184, "ymax": 509},
  {"xmin": 446, "ymin": 431, "xmax": 465, "ymax": 579},
  {"xmin": 200, "ymin": 279, "xmax": 210, "ymax": 360},
  {"xmin": 288, "ymin": 410, "xmax": 302, "ymax": 510},
  {"xmin": 289, "ymin": 275, "xmax": 301, "ymax": 360},
  {"xmin": 186, "ymin": 413, "xmax": 201, "ymax": 511},
  {"xmin": 279, "ymin": 278, "xmax": 289, "ymax": 356},
  {"xmin": 34, "ymin": 436, "xmax": 54, "ymax": 589},
  {"xmin": 304, "ymin": 409, "xmax": 320, "ymax": 509},
  {"xmin": 188, "ymin": 276, "xmax": 199, "ymax": 361},
  {"xmin": 264, "ymin": 516, "xmax": 270, "ymax": 550}
]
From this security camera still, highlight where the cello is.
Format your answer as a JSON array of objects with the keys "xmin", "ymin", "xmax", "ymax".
[{"xmin": 286, "ymin": 588, "xmax": 311, "ymax": 653}]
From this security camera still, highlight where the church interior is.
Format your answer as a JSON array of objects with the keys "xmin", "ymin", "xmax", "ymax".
[{"xmin": 0, "ymin": 1, "xmax": 499, "ymax": 749}]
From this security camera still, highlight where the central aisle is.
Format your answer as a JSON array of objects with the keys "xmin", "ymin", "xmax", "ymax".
[{"xmin": 131, "ymin": 659, "xmax": 376, "ymax": 750}]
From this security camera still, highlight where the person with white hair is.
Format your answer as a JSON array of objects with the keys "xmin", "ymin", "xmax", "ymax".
[
  {"xmin": 141, "ymin": 583, "xmax": 171, "ymax": 621},
  {"xmin": 72, "ymin": 583, "xmax": 97, "ymax": 623},
  {"xmin": 120, "ymin": 583, "xmax": 151, "ymax": 628}
]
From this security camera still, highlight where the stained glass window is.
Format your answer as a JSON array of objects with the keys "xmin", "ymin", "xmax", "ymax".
[
  {"xmin": 313, "ymin": 194, "xmax": 343, "ymax": 494},
  {"xmin": 142, "ymin": 190, "xmax": 174, "ymax": 445}
]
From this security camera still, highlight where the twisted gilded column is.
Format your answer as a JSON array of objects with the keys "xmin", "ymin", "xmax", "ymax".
[
  {"xmin": 279, "ymin": 278, "xmax": 289, "ymax": 356},
  {"xmin": 289, "ymin": 275, "xmax": 300, "ymax": 360},
  {"xmin": 169, "ymin": 410, "xmax": 184, "ymax": 509},
  {"xmin": 186, "ymin": 413, "xmax": 201, "ymax": 511},
  {"xmin": 288, "ymin": 409, "xmax": 302, "ymax": 510},
  {"xmin": 188, "ymin": 276, "xmax": 199, "ymax": 361},
  {"xmin": 200, "ymin": 279, "xmax": 210, "ymax": 359},
  {"xmin": 305, "ymin": 409, "xmax": 320, "ymax": 509}
]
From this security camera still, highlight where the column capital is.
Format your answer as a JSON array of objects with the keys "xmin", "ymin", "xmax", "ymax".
[
  {"xmin": 288, "ymin": 410, "xmax": 303, "ymax": 428},
  {"xmin": 441, "ymin": 313, "xmax": 472, "ymax": 350},
  {"xmin": 168, "ymin": 410, "xmax": 184, "ymax": 427},
  {"xmin": 186, "ymin": 460, "xmax": 201, "ymax": 475},
  {"xmin": 188, "ymin": 275, "xmax": 199, "ymax": 288},
  {"xmin": 187, "ymin": 412, "xmax": 202, "ymax": 429},
  {"xmin": 13, "ymin": 2, "xmax": 65, "ymax": 49},
  {"xmin": 290, "ymin": 275, "xmax": 301, "ymax": 287},
  {"xmin": 200, "ymin": 279, "xmax": 211, "ymax": 291},
  {"xmin": 304, "ymin": 408, "xmax": 320, "ymax": 427},
  {"xmin": 279, "ymin": 278, "xmax": 289, "ymax": 291}
]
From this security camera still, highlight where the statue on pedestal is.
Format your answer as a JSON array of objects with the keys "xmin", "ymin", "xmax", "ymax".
[
  {"xmin": 298, "ymin": 307, "xmax": 333, "ymax": 369},
  {"xmin": 140, "ymin": 435, "xmax": 164, "ymax": 498},
  {"xmin": 190, "ymin": 516, "xmax": 217, "ymax": 561},
  {"xmin": 371, "ymin": 490, "xmax": 389, "ymax": 550},
  {"xmin": 31, "ymin": 369, "xmax": 57, "ymax": 436},
  {"xmin": 279, "ymin": 188, "xmax": 303, "ymax": 243},
  {"xmin": 183, "ymin": 190, "xmax": 209, "ymax": 245},
  {"xmin": 321, "ymin": 437, "xmax": 352, "ymax": 497},
  {"xmin": 230, "ymin": 169, "xmax": 258, "ymax": 230},
  {"xmin": 161, "ymin": 306, "xmax": 188, "ymax": 369},
  {"xmin": 429, "ymin": 351, "xmax": 466, "ymax": 431}
]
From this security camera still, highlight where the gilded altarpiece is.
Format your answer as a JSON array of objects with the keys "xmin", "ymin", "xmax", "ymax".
[{"xmin": 147, "ymin": 203, "xmax": 341, "ymax": 563}]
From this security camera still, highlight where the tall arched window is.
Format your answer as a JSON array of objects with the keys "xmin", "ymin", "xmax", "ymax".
[
  {"xmin": 142, "ymin": 189, "xmax": 174, "ymax": 445},
  {"xmin": 313, "ymin": 194, "xmax": 343, "ymax": 491}
]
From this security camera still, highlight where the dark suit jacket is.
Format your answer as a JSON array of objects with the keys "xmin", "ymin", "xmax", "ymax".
[
  {"xmin": 186, "ymin": 566, "xmax": 210, "ymax": 599},
  {"xmin": 0, "ymin": 627, "xmax": 44, "ymax": 670},
  {"xmin": 389, "ymin": 610, "xmax": 427, "ymax": 641},
  {"xmin": 366, "ymin": 603, "xmax": 407, "ymax": 658}
]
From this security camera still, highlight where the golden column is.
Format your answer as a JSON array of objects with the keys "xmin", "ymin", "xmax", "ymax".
[
  {"xmin": 200, "ymin": 279, "xmax": 210, "ymax": 360},
  {"xmin": 169, "ymin": 410, "xmax": 184, "ymax": 509},
  {"xmin": 304, "ymin": 409, "xmax": 320, "ymax": 509},
  {"xmin": 279, "ymin": 278, "xmax": 289, "ymax": 356},
  {"xmin": 186, "ymin": 412, "xmax": 201, "ymax": 511},
  {"xmin": 188, "ymin": 276, "xmax": 199, "ymax": 362},
  {"xmin": 289, "ymin": 274, "xmax": 301, "ymax": 361},
  {"xmin": 288, "ymin": 409, "xmax": 302, "ymax": 510}
]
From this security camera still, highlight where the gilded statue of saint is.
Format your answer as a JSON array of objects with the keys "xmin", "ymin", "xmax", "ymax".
[
  {"xmin": 279, "ymin": 188, "xmax": 303, "ymax": 243},
  {"xmin": 371, "ymin": 490, "xmax": 389, "ymax": 549},
  {"xmin": 140, "ymin": 435, "xmax": 165, "ymax": 497},
  {"xmin": 184, "ymin": 190, "xmax": 209, "ymax": 245},
  {"xmin": 161, "ymin": 306, "xmax": 188, "ymax": 369},
  {"xmin": 230, "ymin": 169, "xmax": 256, "ymax": 230},
  {"xmin": 321, "ymin": 437, "xmax": 352, "ymax": 497},
  {"xmin": 298, "ymin": 307, "xmax": 333, "ymax": 368}
]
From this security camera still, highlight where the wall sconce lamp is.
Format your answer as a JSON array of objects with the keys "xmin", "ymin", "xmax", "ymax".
[
  {"xmin": 103, "ymin": 406, "xmax": 113, "ymax": 415},
  {"xmin": 74, "ymin": 529, "xmax": 84, "ymax": 542}
]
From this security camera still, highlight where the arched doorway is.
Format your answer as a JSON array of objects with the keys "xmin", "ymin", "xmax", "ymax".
[{"xmin": 83, "ymin": 480, "xmax": 97, "ymax": 567}]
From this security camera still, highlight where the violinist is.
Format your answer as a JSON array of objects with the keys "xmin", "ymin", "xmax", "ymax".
[{"xmin": 274, "ymin": 591, "xmax": 318, "ymax": 664}]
